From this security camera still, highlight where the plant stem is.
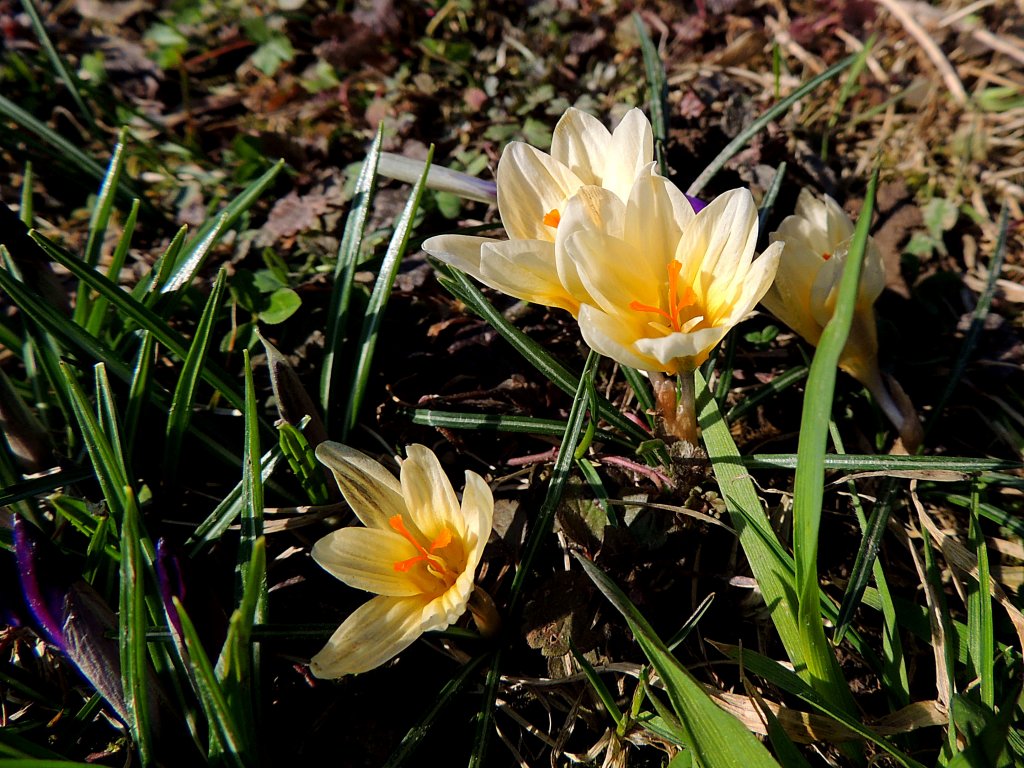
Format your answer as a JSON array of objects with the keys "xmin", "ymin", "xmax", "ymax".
[{"xmin": 649, "ymin": 370, "xmax": 698, "ymax": 445}]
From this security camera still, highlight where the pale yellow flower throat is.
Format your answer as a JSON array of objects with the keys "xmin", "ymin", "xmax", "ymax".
[
  {"xmin": 629, "ymin": 261, "xmax": 707, "ymax": 333},
  {"xmin": 389, "ymin": 514, "xmax": 458, "ymax": 588}
]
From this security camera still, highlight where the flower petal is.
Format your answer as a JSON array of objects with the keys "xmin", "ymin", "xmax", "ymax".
[
  {"xmin": 577, "ymin": 304, "xmax": 660, "ymax": 372},
  {"xmin": 602, "ymin": 108, "xmax": 654, "ymax": 202},
  {"xmin": 556, "ymin": 185, "xmax": 626, "ymax": 305},
  {"xmin": 477, "ymin": 240, "xmax": 580, "ymax": 315},
  {"xmin": 420, "ymin": 234, "xmax": 492, "ymax": 276},
  {"xmin": 459, "ymin": 470, "xmax": 494, "ymax": 567},
  {"xmin": 550, "ymin": 107, "xmax": 611, "ymax": 187},
  {"xmin": 315, "ymin": 442, "xmax": 405, "ymax": 530},
  {"xmin": 496, "ymin": 143, "xmax": 582, "ymax": 242},
  {"xmin": 309, "ymin": 595, "xmax": 428, "ymax": 678},
  {"xmin": 634, "ymin": 325, "xmax": 728, "ymax": 372},
  {"xmin": 401, "ymin": 444, "xmax": 462, "ymax": 541},
  {"xmin": 311, "ymin": 527, "xmax": 422, "ymax": 597},
  {"xmin": 624, "ymin": 173, "xmax": 692, "ymax": 263}
]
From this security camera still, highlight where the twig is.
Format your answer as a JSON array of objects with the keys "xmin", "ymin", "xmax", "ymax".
[{"xmin": 872, "ymin": 0, "xmax": 969, "ymax": 106}]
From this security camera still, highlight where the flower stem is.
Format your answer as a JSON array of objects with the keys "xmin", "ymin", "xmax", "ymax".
[{"xmin": 649, "ymin": 370, "xmax": 699, "ymax": 445}]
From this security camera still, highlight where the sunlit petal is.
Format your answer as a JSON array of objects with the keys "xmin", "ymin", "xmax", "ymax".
[
  {"xmin": 420, "ymin": 234, "xmax": 491, "ymax": 277},
  {"xmin": 550, "ymin": 107, "xmax": 611, "ymax": 187},
  {"xmin": 311, "ymin": 527, "xmax": 421, "ymax": 596},
  {"xmin": 477, "ymin": 240, "xmax": 580, "ymax": 315},
  {"xmin": 401, "ymin": 444, "xmax": 461, "ymax": 540},
  {"xmin": 603, "ymin": 108, "xmax": 655, "ymax": 202},
  {"xmin": 497, "ymin": 143, "xmax": 582, "ymax": 242},
  {"xmin": 314, "ymin": 442, "xmax": 404, "ymax": 529},
  {"xmin": 309, "ymin": 595, "xmax": 428, "ymax": 678}
]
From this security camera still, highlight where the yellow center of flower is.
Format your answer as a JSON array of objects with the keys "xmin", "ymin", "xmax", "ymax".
[
  {"xmin": 628, "ymin": 260, "xmax": 706, "ymax": 333},
  {"xmin": 542, "ymin": 208, "xmax": 561, "ymax": 228},
  {"xmin": 389, "ymin": 514, "xmax": 458, "ymax": 588}
]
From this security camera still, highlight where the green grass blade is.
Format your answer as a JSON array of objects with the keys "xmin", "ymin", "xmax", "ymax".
[
  {"xmin": 19, "ymin": 0, "xmax": 97, "ymax": 135},
  {"xmin": 73, "ymin": 130, "xmax": 127, "ymax": 326},
  {"xmin": 695, "ymin": 368, "xmax": 802, "ymax": 666},
  {"xmin": 237, "ymin": 350, "xmax": 266, "ymax": 617},
  {"xmin": 0, "ymin": 467, "xmax": 91, "ymax": 509},
  {"xmin": 166, "ymin": 161, "xmax": 285, "ymax": 288},
  {"xmin": 508, "ymin": 349, "xmax": 598, "ymax": 612},
  {"xmin": 828, "ymin": 424, "xmax": 909, "ymax": 704},
  {"xmin": 343, "ymin": 146, "xmax": 434, "ymax": 438},
  {"xmin": 571, "ymin": 641, "xmax": 624, "ymax": 728},
  {"xmin": 687, "ymin": 54, "xmax": 856, "ymax": 196},
  {"xmin": 94, "ymin": 364, "xmax": 129, "ymax": 485},
  {"xmin": 322, "ymin": 125, "xmax": 383, "ymax": 420},
  {"xmin": 186, "ymin": 445, "xmax": 284, "ymax": 555},
  {"xmin": 170, "ymin": 598, "xmax": 248, "ymax": 766},
  {"xmin": 790, "ymin": 170, "xmax": 877, "ymax": 712},
  {"xmin": 577, "ymin": 555, "xmax": 781, "ymax": 768},
  {"xmin": 821, "ymin": 34, "xmax": 875, "ymax": 161},
  {"xmin": 20, "ymin": 161, "xmax": 33, "ymax": 225},
  {"xmin": 383, "ymin": 653, "xmax": 488, "ymax": 768},
  {"xmin": 726, "ymin": 365, "xmax": 808, "ymax": 422},
  {"xmin": 164, "ymin": 269, "xmax": 227, "ymax": 481},
  {"xmin": 119, "ymin": 491, "xmax": 153, "ymax": 766},
  {"xmin": 713, "ymin": 643, "xmax": 926, "ymax": 768},
  {"xmin": 58, "ymin": 361, "xmax": 129, "ymax": 522},
  {"xmin": 433, "ymin": 262, "xmax": 651, "ymax": 445},
  {"xmin": 278, "ymin": 421, "xmax": 330, "ymax": 504},
  {"xmin": 634, "ymin": 12, "xmax": 668, "ymax": 175},
  {"xmin": 930, "ymin": 204, "xmax": 1010, "ymax": 435},
  {"xmin": 125, "ymin": 330, "xmax": 156, "ymax": 458},
  {"xmin": 86, "ymin": 197, "xmax": 140, "ymax": 337},
  {"xmin": 160, "ymin": 213, "xmax": 227, "ymax": 297},
  {"xmin": 216, "ymin": 537, "xmax": 266, "ymax": 758},
  {"xmin": 0, "ymin": 94, "xmax": 108, "ymax": 186},
  {"xmin": 29, "ymin": 231, "xmax": 255, "ymax": 419},
  {"xmin": 133, "ymin": 226, "xmax": 187, "ymax": 303},
  {"xmin": 620, "ymin": 364, "xmax": 656, "ymax": 419},
  {"xmin": 407, "ymin": 408, "xmax": 632, "ymax": 448},
  {"xmin": 968, "ymin": 481, "xmax": 994, "ymax": 708},
  {"xmin": 746, "ymin": 454, "xmax": 1019, "ymax": 472}
]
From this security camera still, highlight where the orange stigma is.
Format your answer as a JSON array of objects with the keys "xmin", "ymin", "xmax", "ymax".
[
  {"xmin": 628, "ymin": 261, "xmax": 696, "ymax": 332},
  {"xmin": 389, "ymin": 514, "xmax": 454, "ymax": 575},
  {"xmin": 821, "ymin": 252, "xmax": 832, "ymax": 260},
  {"xmin": 542, "ymin": 208, "xmax": 561, "ymax": 228}
]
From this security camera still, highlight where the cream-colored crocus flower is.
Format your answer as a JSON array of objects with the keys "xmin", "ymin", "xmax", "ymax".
[
  {"xmin": 762, "ymin": 189, "xmax": 921, "ymax": 448},
  {"xmin": 309, "ymin": 442, "xmax": 494, "ymax": 678},
  {"xmin": 421, "ymin": 107, "xmax": 654, "ymax": 315},
  {"xmin": 559, "ymin": 174, "xmax": 783, "ymax": 376},
  {"xmin": 762, "ymin": 188, "xmax": 886, "ymax": 387}
]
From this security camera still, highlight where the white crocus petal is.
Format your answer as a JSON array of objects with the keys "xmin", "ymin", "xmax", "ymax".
[
  {"xmin": 420, "ymin": 234, "xmax": 491, "ymax": 277},
  {"xmin": 496, "ymin": 143, "xmax": 582, "ymax": 242},
  {"xmin": 310, "ymin": 595, "xmax": 427, "ymax": 678},
  {"xmin": 550, "ymin": 108, "xmax": 613, "ymax": 187},
  {"xmin": 635, "ymin": 326, "xmax": 730, "ymax": 371},
  {"xmin": 556, "ymin": 185, "xmax": 628, "ymax": 306},
  {"xmin": 478, "ymin": 240, "xmax": 579, "ymax": 314},
  {"xmin": 401, "ymin": 444, "xmax": 462, "ymax": 541},
  {"xmin": 624, "ymin": 172, "xmax": 693, "ymax": 262},
  {"xmin": 312, "ymin": 528, "xmax": 423, "ymax": 597},
  {"xmin": 567, "ymin": 228, "xmax": 658, "ymax": 317},
  {"xmin": 314, "ymin": 442, "xmax": 405, "ymax": 530},
  {"xmin": 460, "ymin": 471, "xmax": 494, "ymax": 554},
  {"xmin": 727, "ymin": 241, "xmax": 785, "ymax": 325},
  {"xmin": 603, "ymin": 108, "xmax": 655, "ymax": 202},
  {"xmin": 577, "ymin": 304, "xmax": 660, "ymax": 372},
  {"xmin": 683, "ymin": 189, "xmax": 759, "ymax": 320}
]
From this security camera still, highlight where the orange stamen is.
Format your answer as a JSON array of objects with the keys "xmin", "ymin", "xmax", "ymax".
[
  {"xmin": 542, "ymin": 208, "xmax": 561, "ymax": 228},
  {"xmin": 822, "ymin": 252, "xmax": 832, "ymax": 261},
  {"xmin": 389, "ymin": 514, "xmax": 454, "ymax": 574},
  {"xmin": 629, "ymin": 261, "xmax": 695, "ymax": 332}
]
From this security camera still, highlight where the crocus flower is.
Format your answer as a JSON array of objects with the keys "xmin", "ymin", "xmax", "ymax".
[
  {"xmin": 761, "ymin": 188, "xmax": 886, "ymax": 386},
  {"xmin": 421, "ymin": 107, "xmax": 655, "ymax": 315},
  {"xmin": 762, "ymin": 189, "xmax": 920, "ymax": 446},
  {"xmin": 310, "ymin": 442, "xmax": 494, "ymax": 678},
  {"xmin": 558, "ymin": 174, "xmax": 783, "ymax": 376}
]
